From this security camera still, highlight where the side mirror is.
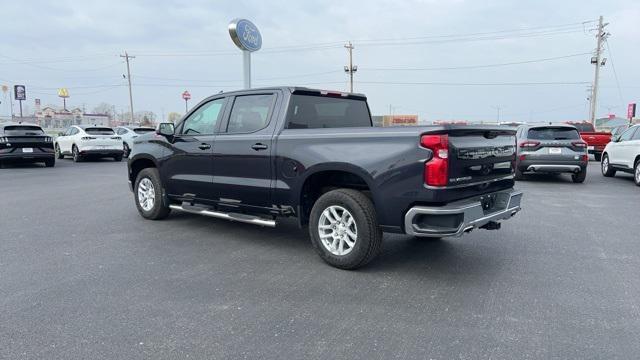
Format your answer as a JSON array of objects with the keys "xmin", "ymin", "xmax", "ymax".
[{"xmin": 157, "ymin": 123, "xmax": 175, "ymax": 136}]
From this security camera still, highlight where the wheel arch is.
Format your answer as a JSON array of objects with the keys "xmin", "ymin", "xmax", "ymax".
[
  {"xmin": 129, "ymin": 155, "xmax": 159, "ymax": 184},
  {"xmin": 296, "ymin": 163, "xmax": 380, "ymax": 226}
]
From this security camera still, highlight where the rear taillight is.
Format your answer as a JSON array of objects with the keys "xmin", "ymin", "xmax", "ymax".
[
  {"xmin": 44, "ymin": 137, "xmax": 52, "ymax": 143},
  {"xmin": 581, "ymin": 154, "xmax": 589, "ymax": 162},
  {"xmin": 519, "ymin": 141, "xmax": 540, "ymax": 148},
  {"xmin": 0, "ymin": 137, "xmax": 7, "ymax": 143},
  {"xmin": 81, "ymin": 136, "xmax": 95, "ymax": 141},
  {"xmin": 572, "ymin": 141, "xmax": 587, "ymax": 149},
  {"xmin": 420, "ymin": 134, "xmax": 449, "ymax": 186}
]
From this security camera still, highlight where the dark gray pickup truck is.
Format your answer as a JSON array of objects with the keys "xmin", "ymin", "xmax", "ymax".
[{"xmin": 128, "ymin": 87, "xmax": 522, "ymax": 269}]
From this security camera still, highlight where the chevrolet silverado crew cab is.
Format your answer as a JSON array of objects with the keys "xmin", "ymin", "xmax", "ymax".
[{"xmin": 127, "ymin": 87, "xmax": 523, "ymax": 269}]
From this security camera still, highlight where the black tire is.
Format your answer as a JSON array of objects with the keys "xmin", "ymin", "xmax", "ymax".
[
  {"xmin": 634, "ymin": 159, "xmax": 640, "ymax": 187},
  {"xmin": 72, "ymin": 145, "xmax": 82, "ymax": 162},
  {"xmin": 594, "ymin": 152, "xmax": 602, "ymax": 162},
  {"xmin": 123, "ymin": 143, "xmax": 130, "ymax": 158},
  {"xmin": 601, "ymin": 154, "xmax": 616, "ymax": 177},
  {"xmin": 134, "ymin": 167, "xmax": 171, "ymax": 220},
  {"xmin": 114, "ymin": 154, "xmax": 123, "ymax": 162},
  {"xmin": 572, "ymin": 169, "xmax": 587, "ymax": 183},
  {"xmin": 55, "ymin": 144, "xmax": 64, "ymax": 159},
  {"xmin": 44, "ymin": 158, "xmax": 55, "ymax": 167},
  {"xmin": 309, "ymin": 188, "xmax": 383, "ymax": 270}
]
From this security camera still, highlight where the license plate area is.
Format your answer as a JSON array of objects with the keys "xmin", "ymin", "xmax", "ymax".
[
  {"xmin": 548, "ymin": 147, "xmax": 562, "ymax": 154},
  {"xmin": 22, "ymin": 148, "xmax": 33, "ymax": 153}
]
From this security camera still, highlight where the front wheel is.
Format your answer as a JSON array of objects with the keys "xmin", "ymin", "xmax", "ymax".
[
  {"xmin": 309, "ymin": 189, "xmax": 383, "ymax": 270},
  {"xmin": 572, "ymin": 169, "xmax": 587, "ymax": 183},
  {"xmin": 601, "ymin": 154, "xmax": 616, "ymax": 177},
  {"xmin": 55, "ymin": 144, "xmax": 64, "ymax": 159},
  {"xmin": 134, "ymin": 167, "xmax": 171, "ymax": 220},
  {"xmin": 634, "ymin": 160, "xmax": 640, "ymax": 187},
  {"xmin": 123, "ymin": 143, "xmax": 130, "ymax": 158}
]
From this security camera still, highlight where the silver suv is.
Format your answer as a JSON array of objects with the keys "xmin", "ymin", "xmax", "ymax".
[{"xmin": 515, "ymin": 124, "xmax": 589, "ymax": 183}]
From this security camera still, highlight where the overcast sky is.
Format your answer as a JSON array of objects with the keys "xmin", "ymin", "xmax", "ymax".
[{"xmin": 1, "ymin": 0, "xmax": 638, "ymax": 123}]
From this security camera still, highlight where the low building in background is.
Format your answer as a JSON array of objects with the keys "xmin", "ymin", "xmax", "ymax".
[
  {"xmin": 35, "ymin": 107, "xmax": 110, "ymax": 128},
  {"xmin": 383, "ymin": 114, "xmax": 418, "ymax": 126}
]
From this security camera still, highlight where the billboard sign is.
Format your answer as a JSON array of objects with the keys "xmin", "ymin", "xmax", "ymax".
[
  {"xmin": 14, "ymin": 85, "xmax": 26, "ymax": 100},
  {"xmin": 628, "ymin": 103, "xmax": 636, "ymax": 119}
]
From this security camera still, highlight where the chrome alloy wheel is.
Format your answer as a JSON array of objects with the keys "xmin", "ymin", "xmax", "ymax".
[
  {"xmin": 602, "ymin": 156, "xmax": 609, "ymax": 174},
  {"xmin": 635, "ymin": 163, "xmax": 640, "ymax": 183},
  {"xmin": 137, "ymin": 178, "xmax": 156, "ymax": 211},
  {"xmin": 318, "ymin": 205, "xmax": 357, "ymax": 256}
]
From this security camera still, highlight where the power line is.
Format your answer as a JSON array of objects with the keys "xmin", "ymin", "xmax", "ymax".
[
  {"xmin": 357, "ymin": 80, "xmax": 590, "ymax": 86},
  {"xmin": 362, "ymin": 52, "xmax": 591, "ymax": 71},
  {"xmin": 604, "ymin": 38, "xmax": 625, "ymax": 107}
]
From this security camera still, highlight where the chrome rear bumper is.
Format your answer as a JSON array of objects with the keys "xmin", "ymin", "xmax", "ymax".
[
  {"xmin": 526, "ymin": 164, "xmax": 581, "ymax": 173},
  {"xmin": 404, "ymin": 189, "xmax": 523, "ymax": 238}
]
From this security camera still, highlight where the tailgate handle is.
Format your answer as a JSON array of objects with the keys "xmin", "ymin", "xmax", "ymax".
[
  {"xmin": 198, "ymin": 143, "xmax": 211, "ymax": 150},
  {"xmin": 251, "ymin": 143, "xmax": 268, "ymax": 151}
]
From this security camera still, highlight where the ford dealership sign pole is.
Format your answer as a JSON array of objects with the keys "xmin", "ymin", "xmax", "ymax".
[{"xmin": 228, "ymin": 19, "xmax": 262, "ymax": 89}]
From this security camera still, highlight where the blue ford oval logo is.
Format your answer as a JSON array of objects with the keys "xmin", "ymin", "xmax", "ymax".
[{"xmin": 229, "ymin": 19, "xmax": 262, "ymax": 52}]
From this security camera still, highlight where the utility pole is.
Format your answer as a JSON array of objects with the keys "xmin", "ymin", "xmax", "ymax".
[
  {"xmin": 491, "ymin": 105, "xmax": 504, "ymax": 123},
  {"xmin": 589, "ymin": 16, "xmax": 609, "ymax": 125},
  {"xmin": 344, "ymin": 42, "xmax": 357, "ymax": 93},
  {"xmin": 120, "ymin": 52, "xmax": 136, "ymax": 124}
]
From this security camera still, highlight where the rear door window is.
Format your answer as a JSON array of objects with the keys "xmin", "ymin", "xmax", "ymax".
[
  {"xmin": 225, "ymin": 94, "xmax": 275, "ymax": 134},
  {"xmin": 85, "ymin": 128, "xmax": 115, "ymax": 135},
  {"xmin": 619, "ymin": 127, "xmax": 636, "ymax": 142},
  {"xmin": 527, "ymin": 127, "xmax": 580, "ymax": 140},
  {"xmin": 285, "ymin": 94, "xmax": 371, "ymax": 129},
  {"xmin": 3, "ymin": 126, "xmax": 44, "ymax": 136}
]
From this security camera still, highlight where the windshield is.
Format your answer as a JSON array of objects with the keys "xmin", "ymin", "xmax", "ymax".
[
  {"xmin": 85, "ymin": 127, "xmax": 115, "ymax": 135},
  {"xmin": 133, "ymin": 128, "xmax": 155, "ymax": 134},
  {"xmin": 3, "ymin": 125, "xmax": 45, "ymax": 136},
  {"xmin": 528, "ymin": 127, "xmax": 580, "ymax": 140}
]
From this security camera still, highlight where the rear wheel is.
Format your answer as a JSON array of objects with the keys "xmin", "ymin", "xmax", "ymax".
[
  {"xmin": 135, "ymin": 167, "xmax": 171, "ymax": 220},
  {"xmin": 123, "ymin": 143, "xmax": 130, "ymax": 158},
  {"xmin": 55, "ymin": 144, "xmax": 64, "ymax": 159},
  {"xmin": 594, "ymin": 152, "xmax": 602, "ymax": 162},
  {"xmin": 44, "ymin": 158, "xmax": 55, "ymax": 167},
  {"xmin": 309, "ymin": 189, "xmax": 383, "ymax": 270},
  {"xmin": 72, "ymin": 145, "xmax": 82, "ymax": 162},
  {"xmin": 634, "ymin": 160, "xmax": 640, "ymax": 187},
  {"xmin": 572, "ymin": 169, "xmax": 587, "ymax": 183},
  {"xmin": 601, "ymin": 154, "xmax": 616, "ymax": 177},
  {"xmin": 114, "ymin": 154, "xmax": 123, "ymax": 162}
]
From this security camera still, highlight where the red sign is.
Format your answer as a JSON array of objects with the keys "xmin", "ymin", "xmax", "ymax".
[
  {"xmin": 182, "ymin": 91, "xmax": 191, "ymax": 101},
  {"xmin": 628, "ymin": 103, "xmax": 636, "ymax": 119}
]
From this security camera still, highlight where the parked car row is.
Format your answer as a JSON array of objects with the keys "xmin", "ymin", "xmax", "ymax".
[{"xmin": 0, "ymin": 122, "xmax": 154, "ymax": 167}]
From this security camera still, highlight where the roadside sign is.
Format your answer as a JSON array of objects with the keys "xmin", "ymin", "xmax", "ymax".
[
  {"xmin": 628, "ymin": 103, "xmax": 636, "ymax": 119},
  {"xmin": 182, "ymin": 91, "xmax": 191, "ymax": 101},
  {"xmin": 14, "ymin": 85, "xmax": 26, "ymax": 100},
  {"xmin": 57, "ymin": 88, "xmax": 69, "ymax": 98},
  {"xmin": 228, "ymin": 19, "xmax": 262, "ymax": 52}
]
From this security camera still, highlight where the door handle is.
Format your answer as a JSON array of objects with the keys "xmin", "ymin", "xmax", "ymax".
[
  {"xmin": 198, "ymin": 143, "xmax": 211, "ymax": 150},
  {"xmin": 251, "ymin": 143, "xmax": 268, "ymax": 151}
]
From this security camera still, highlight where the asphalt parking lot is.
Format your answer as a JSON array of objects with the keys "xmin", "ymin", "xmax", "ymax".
[{"xmin": 1, "ymin": 159, "xmax": 639, "ymax": 359}]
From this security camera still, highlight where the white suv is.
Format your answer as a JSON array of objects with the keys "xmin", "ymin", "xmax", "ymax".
[
  {"xmin": 601, "ymin": 124, "xmax": 640, "ymax": 186},
  {"xmin": 55, "ymin": 125, "xmax": 124, "ymax": 162},
  {"xmin": 114, "ymin": 126, "xmax": 155, "ymax": 157}
]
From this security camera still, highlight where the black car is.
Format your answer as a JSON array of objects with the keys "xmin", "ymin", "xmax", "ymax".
[
  {"xmin": 127, "ymin": 87, "xmax": 523, "ymax": 269},
  {"xmin": 515, "ymin": 124, "xmax": 588, "ymax": 183},
  {"xmin": 0, "ymin": 123, "xmax": 55, "ymax": 167}
]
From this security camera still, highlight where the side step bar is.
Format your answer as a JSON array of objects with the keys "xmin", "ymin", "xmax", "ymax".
[{"xmin": 169, "ymin": 204, "xmax": 276, "ymax": 227}]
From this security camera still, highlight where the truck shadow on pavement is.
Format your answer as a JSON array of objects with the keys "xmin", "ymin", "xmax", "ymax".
[{"xmin": 165, "ymin": 211, "xmax": 502, "ymax": 277}]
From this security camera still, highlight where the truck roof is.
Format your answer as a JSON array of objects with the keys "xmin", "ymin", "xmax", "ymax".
[{"xmin": 211, "ymin": 86, "xmax": 367, "ymax": 100}]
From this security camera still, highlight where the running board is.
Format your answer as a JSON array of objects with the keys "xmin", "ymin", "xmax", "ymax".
[{"xmin": 169, "ymin": 204, "xmax": 276, "ymax": 227}]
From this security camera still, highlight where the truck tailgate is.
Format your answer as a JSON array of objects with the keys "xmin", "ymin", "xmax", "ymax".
[{"xmin": 446, "ymin": 128, "xmax": 516, "ymax": 187}]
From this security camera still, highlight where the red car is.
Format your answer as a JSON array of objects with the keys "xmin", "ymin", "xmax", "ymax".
[{"xmin": 565, "ymin": 122, "xmax": 611, "ymax": 161}]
